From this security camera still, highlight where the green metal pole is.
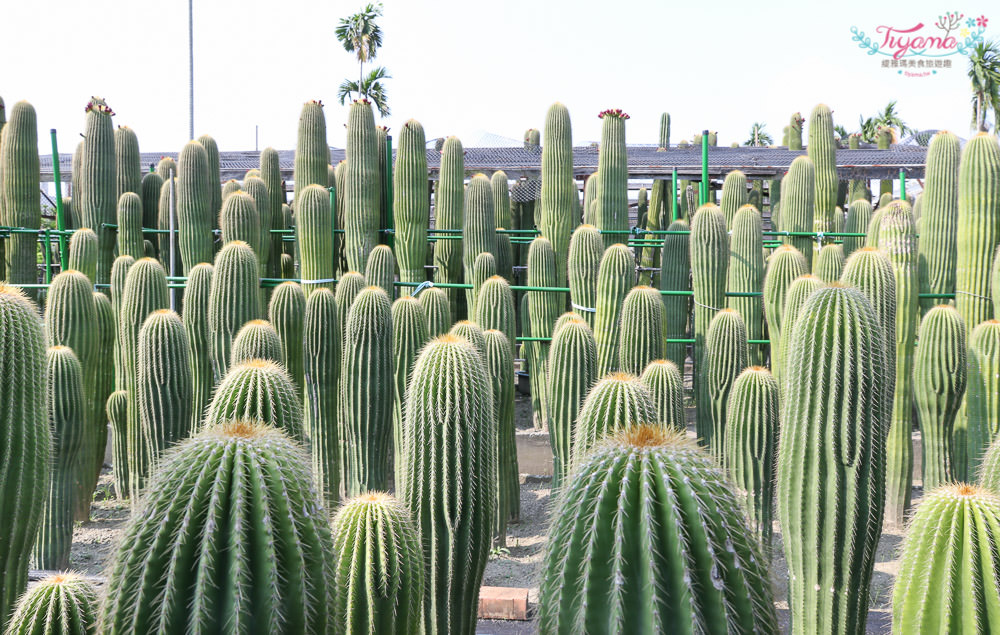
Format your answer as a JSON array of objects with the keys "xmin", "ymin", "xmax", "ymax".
[
  {"xmin": 384, "ymin": 134, "xmax": 395, "ymax": 251},
  {"xmin": 329, "ymin": 184, "xmax": 336, "ymax": 273},
  {"xmin": 671, "ymin": 168, "xmax": 678, "ymax": 222},
  {"xmin": 899, "ymin": 168, "xmax": 906, "ymax": 200},
  {"xmin": 50, "ymin": 129, "xmax": 68, "ymax": 270},
  {"xmin": 43, "ymin": 228, "xmax": 52, "ymax": 284},
  {"xmin": 700, "ymin": 129, "xmax": 709, "ymax": 205}
]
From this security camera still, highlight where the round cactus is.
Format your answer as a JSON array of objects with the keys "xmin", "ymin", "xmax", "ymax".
[
  {"xmin": 7, "ymin": 572, "xmax": 98, "ymax": 635},
  {"xmin": 547, "ymin": 316, "xmax": 597, "ymax": 487},
  {"xmin": 567, "ymin": 224, "xmax": 603, "ymax": 329},
  {"xmin": 100, "ymin": 421, "xmax": 336, "ymax": 633},
  {"xmin": 892, "ymin": 484, "xmax": 1000, "ymax": 633},
  {"xmin": 231, "ymin": 319, "xmax": 283, "ymax": 366},
  {"xmin": 417, "ymin": 286, "xmax": 451, "ymax": 337},
  {"xmin": 204, "ymin": 360, "xmax": 303, "ymax": 440},
  {"xmin": 538, "ymin": 425, "xmax": 777, "ymax": 633},
  {"xmin": 639, "ymin": 359, "xmax": 684, "ymax": 431},
  {"xmin": 571, "ymin": 372, "xmax": 657, "ymax": 466},
  {"xmin": 705, "ymin": 308, "xmax": 748, "ymax": 462},
  {"xmin": 268, "ymin": 281, "xmax": 305, "ymax": 395},
  {"xmin": 331, "ymin": 492, "xmax": 425, "ymax": 635}
]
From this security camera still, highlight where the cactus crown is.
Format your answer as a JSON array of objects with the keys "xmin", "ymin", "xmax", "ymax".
[{"xmin": 597, "ymin": 108, "xmax": 630, "ymax": 120}]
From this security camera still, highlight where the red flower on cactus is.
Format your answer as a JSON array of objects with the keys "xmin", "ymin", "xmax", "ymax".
[
  {"xmin": 977, "ymin": 15, "xmax": 988, "ymax": 27},
  {"xmin": 598, "ymin": 108, "xmax": 630, "ymax": 120}
]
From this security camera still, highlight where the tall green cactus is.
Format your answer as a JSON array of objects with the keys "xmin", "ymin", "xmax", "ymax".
[
  {"xmin": 727, "ymin": 204, "xmax": 764, "ymax": 364},
  {"xmin": 877, "ymin": 200, "xmax": 918, "ymax": 526},
  {"xmin": 176, "ymin": 140, "xmax": 213, "ymax": 274},
  {"xmin": 433, "ymin": 137, "xmax": 464, "ymax": 318},
  {"xmin": 261, "ymin": 147, "xmax": 285, "ymax": 279},
  {"xmin": 967, "ymin": 320, "xmax": 1000, "ymax": 480},
  {"xmin": 980, "ymin": 436, "xmax": 1000, "ymax": 489},
  {"xmin": 7, "ymin": 572, "xmax": 97, "ymax": 635},
  {"xmin": 231, "ymin": 318, "xmax": 283, "ymax": 365},
  {"xmin": 196, "ymin": 135, "xmax": 222, "ymax": 228},
  {"xmin": 776, "ymin": 285, "xmax": 886, "ymax": 635},
  {"xmin": 596, "ymin": 109, "xmax": 629, "ymax": 246},
  {"xmin": 106, "ymin": 390, "xmax": 128, "ymax": 499},
  {"xmin": 116, "ymin": 192, "xmax": 144, "ymax": 260},
  {"xmin": 341, "ymin": 286, "xmax": 393, "ymax": 497},
  {"xmin": 593, "ymin": 243, "xmax": 634, "ymax": 377},
  {"xmin": 474, "ymin": 275, "xmax": 516, "ymax": 356},
  {"xmin": 763, "ymin": 245, "xmax": 808, "ymax": 386},
  {"xmin": 345, "ymin": 100, "xmax": 378, "ymax": 272},
  {"xmin": 957, "ymin": 132, "xmax": 1000, "ymax": 334},
  {"xmin": 68, "ymin": 227, "xmax": 98, "ymax": 283},
  {"xmin": 462, "ymin": 174, "xmax": 498, "ymax": 312},
  {"xmin": 527, "ymin": 236, "xmax": 559, "ymax": 428},
  {"xmin": 155, "ymin": 179, "xmax": 180, "ymax": 273},
  {"xmin": 777, "ymin": 275, "xmax": 824, "ymax": 382},
  {"xmin": 491, "ymin": 171, "xmax": 514, "ymax": 282},
  {"xmin": 80, "ymin": 99, "xmax": 116, "ymax": 286},
  {"xmin": 814, "ymin": 243, "xmax": 845, "ymax": 282},
  {"xmin": 484, "ymin": 329, "xmax": 518, "ymax": 543},
  {"xmin": 571, "ymin": 372, "xmax": 656, "ymax": 466},
  {"xmin": 395, "ymin": 119, "xmax": 429, "ymax": 289},
  {"xmin": 331, "ymin": 492, "xmax": 424, "ymax": 635},
  {"xmin": 705, "ymin": 308, "xmax": 748, "ymax": 461},
  {"xmin": 691, "ymin": 203, "xmax": 728, "ymax": 445},
  {"xmin": 0, "ymin": 101, "xmax": 40, "ymax": 292},
  {"xmin": 203, "ymin": 360, "xmax": 303, "ymax": 439},
  {"xmin": 219, "ymin": 191, "xmax": 261, "ymax": 262},
  {"xmin": 661, "ymin": 218, "xmax": 691, "ymax": 370},
  {"xmin": 639, "ymin": 358, "xmax": 684, "ymax": 431},
  {"xmin": 399, "ymin": 335, "xmax": 496, "ymax": 635},
  {"xmin": 720, "ymin": 170, "xmax": 747, "ymax": 228},
  {"xmin": 118, "ymin": 258, "xmax": 169, "ymax": 501},
  {"xmin": 335, "ymin": 271, "xmax": 366, "ymax": 342},
  {"xmin": 919, "ymin": 131, "xmax": 961, "ymax": 314},
  {"xmin": 788, "ymin": 112, "xmax": 804, "ymax": 150},
  {"xmin": 268, "ymin": 281, "xmax": 305, "ymax": 395},
  {"xmin": 808, "ymin": 104, "xmax": 838, "ymax": 231},
  {"xmin": 208, "ymin": 241, "xmax": 261, "ymax": 382},
  {"xmin": 582, "ymin": 174, "xmax": 598, "ymax": 225},
  {"xmin": 547, "ymin": 316, "xmax": 597, "ymax": 487},
  {"xmin": 365, "ymin": 244, "xmax": 396, "ymax": 300},
  {"xmin": 617, "ymin": 285, "xmax": 664, "ymax": 375},
  {"xmin": 725, "ymin": 366, "xmax": 779, "ymax": 549},
  {"xmin": 914, "ymin": 304, "xmax": 966, "ymax": 490},
  {"xmin": 91, "ymin": 292, "xmax": 114, "ymax": 496},
  {"xmin": 33, "ymin": 346, "xmax": 85, "ymax": 570},
  {"xmin": 843, "ymin": 198, "xmax": 873, "ymax": 258},
  {"xmin": 391, "ymin": 296, "xmax": 428, "ymax": 487},
  {"xmin": 539, "ymin": 102, "xmax": 574, "ymax": 285},
  {"xmin": 298, "ymin": 183, "xmax": 335, "ymax": 295},
  {"xmin": 567, "ymin": 224, "xmax": 602, "ymax": 328},
  {"xmin": 538, "ymin": 425, "xmax": 777, "ymax": 633},
  {"xmin": 303, "ymin": 287, "xmax": 340, "ymax": 505},
  {"xmin": 418, "ymin": 286, "xmax": 451, "ymax": 336},
  {"xmin": 0, "ymin": 286, "xmax": 51, "ymax": 630},
  {"xmin": 293, "ymin": 100, "xmax": 328, "ymax": 210},
  {"xmin": 779, "ymin": 155, "xmax": 816, "ymax": 269},
  {"xmin": 140, "ymin": 171, "xmax": 162, "ymax": 254},
  {"xmin": 183, "ymin": 262, "xmax": 214, "ymax": 430},
  {"xmin": 115, "ymin": 125, "xmax": 141, "ymax": 201},
  {"xmin": 99, "ymin": 422, "xmax": 336, "ymax": 634},
  {"xmin": 892, "ymin": 484, "xmax": 1000, "ymax": 633}
]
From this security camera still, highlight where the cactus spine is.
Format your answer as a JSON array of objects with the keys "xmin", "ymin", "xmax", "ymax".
[
  {"xmin": 341, "ymin": 287, "xmax": 393, "ymax": 496},
  {"xmin": 539, "ymin": 103, "xmax": 574, "ymax": 285},
  {"xmin": 720, "ymin": 170, "xmax": 747, "ymax": 228},
  {"xmin": 727, "ymin": 204, "xmax": 765, "ymax": 364},
  {"xmin": 418, "ymin": 286, "xmax": 451, "ymax": 336},
  {"xmin": 596, "ymin": 109, "xmax": 629, "ymax": 246},
  {"xmin": 808, "ymin": 104, "xmax": 838, "ymax": 231},
  {"xmin": 80, "ymin": 100, "xmax": 116, "ymax": 286},
  {"xmin": 892, "ymin": 484, "xmax": 1000, "ymax": 633},
  {"xmin": 777, "ymin": 285, "xmax": 887, "ymax": 635},
  {"xmin": 919, "ymin": 131, "xmax": 961, "ymax": 313},
  {"xmin": 399, "ymin": 335, "xmax": 496, "ymax": 635},
  {"xmin": 539, "ymin": 425, "xmax": 777, "ymax": 633},
  {"xmin": 843, "ymin": 198, "xmax": 873, "ymax": 258},
  {"xmin": 298, "ymin": 183, "xmax": 335, "ymax": 295},
  {"xmin": 231, "ymin": 319, "xmax": 282, "ymax": 365},
  {"xmin": 0, "ymin": 287, "xmax": 51, "ymax": 629},
  {"xmin": 33, "ymin": 346, "xmax": 85, "ymax": 570},
  {"xmin": 391, "ymin": 296, "xmax": 428, "ymax": 486},
  {"xmin": 0, "ymin": 102, "xmax": 40, "ymax": 292},
  {"xmin": 691, "ymin": 203, "xmax": 728, "ymax": 444},
  {"xmin": 877, "ymin": 201, "xmax": 918, "ymax": 526},
  {"xmin": 547, "ymin": 317, "xmax": 597, "ymax": 486},
  {"xmin": 331, "ymin": 492, "xmax": 424, "ymax": 635},
  {"xmin": 100, "ymin": 422, "xmax": 336, "ymax": 633},
  {"xmin": 395, "ymin": 119, "xmax": 429, "ymax": 288},
  {"xmin": 779, "ymin": 155, "xmax": 816, "ymax": 269},
  {"xmin": 725, "ymin": 366, "xmax": 779, "ymax": 548},
  {"xmin": 345, "ymin": 100, "xmax": 378, "ymax": 272},
  {"xmin": 617, "ymin": 285, "xmax": 664, "ymax": 375},
  {"xmin": 7, "ymin": 572, "xmax": 98, "ymax": 635},
  {"xmin": 660, "ymin": 218, "xmax": 691, "ymax": 370},
  {"xmin": 763, "ymin": 245, "xmax": 808, "ymax": 386},
  {"xmin": 208, "ymin": 241, "xmax": 261, "ymax": 382},
  {"xmin": 484, "ymin": 329, "xmax": 519, "ymax": 542},
  {"xmin": 639, "ymin": 358, "xmax": 685, "ymax": 431},
  {"xmin": 365, "ymin": 244, "xmax": 396, "ymax": 300},
  {"xmin": 571, "ymin": 372, "xmax": 656, "ymax": 465},
  {"xmin": 705, "ymin": 308, "xmax": 748, "ymax": 461},
  {"xmin": 433, "ymin": 137, "xmax": 464, "ymax": 317},
  {"xmin": 567, "ymin": 224, "xmax": 602, "ymax": 328},
  {"xmin": 914, "ymin": 305, "xmax": 967, "ymax": 490}
]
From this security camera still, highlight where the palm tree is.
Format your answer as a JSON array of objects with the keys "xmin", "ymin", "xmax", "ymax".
[
  {"xmin": 968, "ymin": 40, "xmax": 1000, "ymax": 132},
  {"xmin": 336, "ymin": 3, "xmax": 391, "ymax": 117},
  {"xmin": 857, "ymin": 101, "xmax": 911, "ymax": 143},
  {"xmin": 745, "ymin": 122, "xmax": 773, "ymax": 147}
]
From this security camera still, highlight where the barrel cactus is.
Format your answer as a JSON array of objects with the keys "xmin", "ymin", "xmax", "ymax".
[
  {"xmin": 334, "ymin": 271, "xmax": 367, "ymax": 343},
  {"xmin": 345, "ymin": 100, "xmax": 378, "ymax": 273},
  {"xmin": 595, "ymin": 108, "xmax": 629, "ymax": 246},
  {"xmin": 843, "ymin": 199, "xmax": 873, "ymax": 258},
  {"xmin": 204, "ymin": 359, "xmax": 303, "ymax": 442},
  {"xmin": 432, "ymin": 137, "xmax": 464, "ymax": 318},
  {"xmin": 6, "ymin": 573, "xmax": 98, "ymax": 635},
  {"xmin": 967, "ymin": 320, "xmax": 1000, "ymax": 480},
  {"xmin": 0, "ymin": 101, "xmax": 40, "ymax": 292},
  {"xmin": 68, "ymin": 228, "xmax": 98, "ymax": 283},
  {"xmin": 719, "ymin": 169, "xmax": 747, "ymax": 228},
  {"xmin": 527, "ymin": 237, "xmax": 560, "ymax": 427},
  {"xmin": 183, "ymin": 262, "xmax": 214, "ymax": 429},
  {"xmin": 484, "ymin": 329, "xmax": 519, "ymax": 543},
  {"xmin": 539, "ymin": 102, "xmax": 575, "ymax": 285},
  {"xmin": 391, "ymin": 296, "xmax": 428, "ymax": 486},
  {"xmin": 808, "ymin": 104, "xmax": 838, "ymax": 231},
  {"xmin": 298, "ymin": 183, "xmax": 336, "ymax": 295},
  {"xmin": 474, "ymin": 275, "xmax": 516, "ymax": 356},
  {"xmin": 365, "ymin": 244, "xmax": 396, "ymax": 300},
  {"xmin": 639, "ymin": 359, "xmax": 685, "ymax": 431},
  {"xmin": 418, "ymin": 286, "xmax": 452, "ymax": 337},
  {"xmin": 571, "ymin": 372, "xmax": 657, "ymax": 466},
  {"xmin": 115, "ymin": 192, "xmax": 144, "ymax": 260},
  {"xmin": 779, "ymin": 155, "xmax": 816, "ymax": 269},
  {"xmin": 814, "ymin": 243, "xmax": 845, "ymax": 282},
  {"xmin": 176, "ymin": 140, "xmax": 213, "ymax": 274},
  {"xmin": 956, "ymin": 132, "xmax": 1000, "ymax": 334},
  {"xmin": 231, "ymin": 319, "xmax": 283, "ymax": 366}
]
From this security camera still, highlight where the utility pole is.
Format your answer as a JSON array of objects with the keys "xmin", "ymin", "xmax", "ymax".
[{"xmin": 188, "ymin": 0, "xmax": 194, "ymax": 140}]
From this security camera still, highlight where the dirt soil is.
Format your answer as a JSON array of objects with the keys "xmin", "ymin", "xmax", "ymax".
[{"xmin": 68, "ymin": 390, "xmax": 913, "ymax": 634}]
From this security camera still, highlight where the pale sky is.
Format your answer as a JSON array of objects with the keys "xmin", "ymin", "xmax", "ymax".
[{"xmin": 1, "ymin": 0, "xmax": 994, "ymax": 156}]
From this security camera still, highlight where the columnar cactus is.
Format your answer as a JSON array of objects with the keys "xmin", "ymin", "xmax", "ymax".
[
  {"xmin": 231, "ymin": 319, "xmax": 283, "ymax": 365},
  {"xmin": 914, "ymin": 305, "xmax": 967, "ymax": 490},
  {"xmin": 567, "ymin": 224, "xmax": 602, "ymax": 328},
  {"xmin": 433, "ymin": 137, "xmax": 464, "ymax": 317},
  {"xmin": 777, "ymin": 285, "xmax": 887, "ymax": 635},
  {"xmin": 118, "ymin": 258, "xmax": 169, "ymax": 501},
  {"xmin": 110, "ymin": 255, "xmax": 135, "ymax": 390},
  {"xmin": 813, "ymin": 243, "xmax": 844, "ymax": 283},
  {"xmin": 99, "ymin": 422, "xmax": 336, "ymax": 634},
  {"xmin": 303, "ymin": 287, "xmax": 340, "ymax": 504},
  {"xmin": 365, "ymin": 244, "xmax": 396, "ymax": 300},
  {"xmin": 777, "ymin": 275, "xmax": 824, "ymax": 382},
  {"xmin": 418, "ymin": 286, "xmax": 451, "ymax": 337},
  {"xmin": 539, "ymin": 103, "xmax": 575, "ymax": 285},
  {"xmin": 981, "ymin": 436, "xmax": 1000, "ymax": 489},
  {"xmin": 462, "ymin": 174, "xmax": 497, "ymax": 311},
  {"xmin": 260, "ymin": 147, "xmax": 285, "ymax": 279},
  {"xmin": 491, "ymin": 172, "xmax": 514, "ymax": 281},
  {"xmin": 80, "ymin": 99, "xmax": 116, "ymax": 286},
  {"xmin": 877, "ymin": 200, "xmax": 918, "ymax": 526},
  {"xmin": 208, "ymin": 241, "xmax": 261, "ymax": 381},
  {"xmin": 196, "ymin": 135, "xmax": 222, "ymax": 228},
  {"xmin": 331, "ymin": 492, "xmax": 424, "ymax": 635},
  {"xmin": 690, "ymin": 203, "xmax": 728, "ymax": 443},
  {"xmin": 298, "ymin": 183, "xmax": 335, "ymax": 295},
  {"xmin": 114, "ymin": 125, "xmax": 141, "ymax": 201},
  {"xmin": 957, "ymin": 133, "xmax": 1000, "ymax": 334},
  {"xmin": 268, "ymin": 281, "xmax": 305, "ymax": 395},
  {"xmin": 727, "ymin": 204, "xmax": 764, "ymax": 364},
  {"xmin": 7, "ymin": 572, "xmax": 98, "ymax": 635},
  {"xmin": 660, "ymin": 218, "xmax": 691, "ymax": 370},
  {"xmin": 204, "ymin": 360, "xmax": 303, "ymax": 439},
  {"xmin": 788, "ymin": 112, "xmax": 804, "ymax": 150},
  {"xmin": 140, "ymin": 171, "xmax": 162, "ymax": 254},
  {"xmin": 705, "ymin": 308, "xmax": 748, "ymax": 461},
  {"xmin": 345, "ymin": 100, "xmax": 378, "ymax": 272},
  {"xmin": 582, "ymin": 174, "xmax": 598, "ymax": 225},
  {"xmin": 527, "ymin": 237, "xmax": 559, "ymax": 427},
  {"xmin": 33, "ymin": 346, "xmax": 85, "ymax": 570},
  {"xmin": 719, "ymin": 169, "xmax": 747, "ymax": 228},
  {"xmin": 779, "ymin": 155, "xmax": 816, "ymax": 269},
  {"xmin": 218, "ymin": 191, "xmax": 261, "ymax": 262},
  {"xmin": 639, "ymin": 359, "xmax": 685, "ymax": 431},
  {"xmin": 395, "ymin": 119, "xmax": 429, "ymax": 289},
  {"xmin": 399, "ymin": 335, "xmax": 496, "ymax": 635},
  {"xmin": 391, "ymin": 297, "xmax": 428, "ymax": 485},
  {"xmin": 843, "ymin": 198, "xmax": 873, "ymax": 258},
  {"xmin": 571, "ymin": 372, "xmax": 657, "ymax": 465},
  {"xmin": 293, "ymin": 100, "xmax": 328, "ymax": 210},
  {"xmin": 967, "ymin": 320, "xmax": 1000, "ymax": 480},
  {"xmin": 640, "ymin": 180, "xmax": 665, "ymax": 286},
  {"xmin": 617, "ymin": 285, "xmax": 664, "ymax": 375},
  {"xmin": 0, "ymin": 101, "xmax": 40, "ymax": 291},
  {"xmin": 341, "ymin": 286, "xmax": 393, "ymax": 497},
  {"xmin": 91, "ymin": 292, "xmax": 114, "ymax": 496},
  {"xmin": 176, "ymin": 140, "xmax": 213, "ymax": 274},
  {"xmin": 892, "ymin": 484, "xmax": 1000, "ymax": 633},
  {"xmin": 763, "ymin": 245, "xmax": 808, "ymax": 386},
  {"xmin": 539, "ymin": 425, "xmax": 778, "ymax": 634},
  {"xmin": 115, "ymin": 192, "xmax": 144, "ymax": 260},
  {"xmin": 335, "ymin": 271, "xmax": 366, "ymax": 342},
  {"xmin": 596, "ymin": 109, "xmax": 629, "ymax": 246},
  {"xmin": 68, "ymin": 228, "xmax": 98, "ymax": 283},
  {"xmin": 106, "ymin": 390, "xmax": 128, "ymax": 499},
  {"xmin": 474, "ymin": 275, "xmax": 516, "ymax": 355},
  {"xmin": 808, "ymin": 104, "xmax": 838, "ymax": 231},
  {"xmin": 0, "ymin": 286, "xmax": 50, "ymax": 629},
  {"xmin": 155, "ymin": 180, "xmax": 180, "ymax": 272},
  {"xmin": 547, "ymin": 316, "xmax": 597, "ymax": 487},
  {"xmin": 725, "ymin": 366, "xmax": 779, "ymax": 549},
  {"xmin": 136, "ymin": 309, "xmax": 192, "ymax": 479},
  {"xmin": 183, "ymin": 262, "xmax": 214, "ymax": 429},
  {"xmin": 484, "ymin": 329, "xmax": 519, "ymax": 543},
  {"xmin": 919, "ymin": 132, "xmax": 961, "ymax": 315}
]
